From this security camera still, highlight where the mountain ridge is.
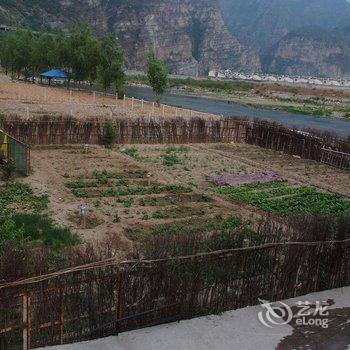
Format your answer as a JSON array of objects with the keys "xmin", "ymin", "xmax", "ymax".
[
  {"xmin": 219, "ymin": 0, "xmax": 350, "ymax": 77},
  {"xmin": 0, "ymin": 0, "xmax": 260, "ymax": 76}
]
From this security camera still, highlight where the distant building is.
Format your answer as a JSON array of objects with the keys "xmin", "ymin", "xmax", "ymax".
[
  {"xmin": 207, "ymin": 69, "xmax": 350, "ymax": 88},
  {"xmin": 208, "ymin": 70, "xmax": 217, "ymax": 78},
  {"xmin": 251, "ymin": 75, "xmax": 263, "ymax": 81}
]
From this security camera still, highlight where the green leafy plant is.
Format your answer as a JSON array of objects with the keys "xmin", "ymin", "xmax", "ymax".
[
  {"xmin": 101, "ymin": 122, "xmax": 117, "ymax": 148},
  {"xmin": 0, "ymin": 217, "xmax": 27, "ymax": 245},
  {"xmin": 120, "ymin": 147, "xmax": 143, "ymax": 161},
  {"xmin": 163, "ymin": 153, "xmax": 179, "ymax": 166},
  {"xmin": 0, "ymin": 181, "xmax": 48, "ymax": 213},
  {"xmin": 1, "ymin": 159, "xmax": 16, "ymax": 180},
  {"xmin": 214, "ymin": 182, "xmax": 350, "ymax": 216}
]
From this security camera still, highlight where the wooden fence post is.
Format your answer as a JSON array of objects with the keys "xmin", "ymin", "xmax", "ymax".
[
  {"xmin": 22, "ymin": 293, "xmax": 31, "ymax": 350},
  {"xmin": 70, "ymin": 90, "xmax": 73, "ymax": 103},
  {"xmin": 93, "ymin": 91, "xmax": 96, "ymax": 104},
  {"xmin": 162, "ymin": 105, "xmax": 165, "ymax": 117},
  {"xmin": 116, "ymin": 275, "xmax": 123, "ymax": 334},
  {"xmin": 141, "ymin": 99, "xmax": 144, "ymax": 111},
  {"xmin": 152, "ymin": 102, "xmax": 155, "ymax": 114},
  {"xmin": 59, "ymin": 288, "xmax": 64, "ymax": 345}
]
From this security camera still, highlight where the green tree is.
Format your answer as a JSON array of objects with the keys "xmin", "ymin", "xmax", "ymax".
[
  {"xmin": 147, "ymin": 52, "xmax": 168, "ymax": 106},
  {"xmin": 98, "ymin": 33, "xmax": 125, "ymax": 98},
  {"xmin": 85, "ymin": 36, "xmax": 101, "ymax": 86},
  {"xmin": 31, "ymin": 32, "xmax": 58, "ymax": 79},
  {"xmin": 0, "ymin": 30, "xmax": 34, "ymax": 80},
  {"xmin": 55, "ymin": 33, "xmax": 73, "ymax": 88},
  {"xmin": 14, "ymin": 30, "xmax": 34, "ymax": 80},
  {"xmin": 0, "ymin": 32, "xmax": 14, "ymax": 74},
  {"xmin": 68, "ymin": 23, "xmax": 101, "ymax": 85}
]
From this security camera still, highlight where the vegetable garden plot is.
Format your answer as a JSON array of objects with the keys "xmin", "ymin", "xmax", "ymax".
[
  {"xmin": 64, "ymin": 169, "xmax": 219, "ymax": 232},
  {"xmin": 214, "ymin": 182, "xmax": 350, "ymax": 216}
]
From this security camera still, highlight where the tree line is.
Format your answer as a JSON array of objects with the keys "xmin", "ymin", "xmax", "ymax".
[{"xmin": 0, "ymin": 23, "xmax": 168, "ymax": 103}]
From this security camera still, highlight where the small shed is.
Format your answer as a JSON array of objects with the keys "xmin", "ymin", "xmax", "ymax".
[{"xmin": 40, "ymin": 69, "xmax": 69, "ymax": 85}]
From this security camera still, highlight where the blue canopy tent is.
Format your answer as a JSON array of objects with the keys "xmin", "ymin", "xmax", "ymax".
[{"xmin": 40, "ymin": 69, "xmax": 69, "ymax": 85}]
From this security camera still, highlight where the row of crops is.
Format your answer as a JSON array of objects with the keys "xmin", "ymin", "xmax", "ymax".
[
  {"xmin": 214, "ymin": 181, "xmax": 350, "ymax": 216},
  {"xmin": 66, "ymin": 170, "xmax": 193, "ymax": 198}
]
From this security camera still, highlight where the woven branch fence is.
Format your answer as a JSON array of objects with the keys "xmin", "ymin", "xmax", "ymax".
[
  {"xmin": 0, "ymin": 237, "xmax": 349, "ymax": 349},
  {"xmin": 0, "ymin": 116, "xmax": 248, "ymax": 145},
  {"xmin": 1, "ymin": 210, "xmax": 350, "ymax": 350},
  {"xmin": 1, "ymin": 115, "xmax": 349, "ymax": 170},
  {"xmin": 245, "ymin": 120, "xmax": 350, "ymax": 169}
]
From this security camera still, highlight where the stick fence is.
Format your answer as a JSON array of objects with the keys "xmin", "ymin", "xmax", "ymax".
[
  {"xmin": 1, "ymin": 115, "xmax": 349, "ymax": 170},
  {"xmin": 0, "ymin": 237, "xmax": 349, "ymax": 349}
]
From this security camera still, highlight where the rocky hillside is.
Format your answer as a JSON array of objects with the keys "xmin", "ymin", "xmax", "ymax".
[
  {"xmin": 219, "ymin": 0, "xmax": 350, "ymax": 53},
  {"xmin": 264, "ymin": 27, "xmax": 350, "ymax": 78},
  {"xmin": 219, "ymin": 0, "xmax": 350, "ymax": 77},
  {"xmin": 0, "ymin": 0, "xmax": 259, "ymax": 76}
]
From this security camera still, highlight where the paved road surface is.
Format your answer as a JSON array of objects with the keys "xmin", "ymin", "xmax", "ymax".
[
  {"xmin": 41, "ymin": 287, "xmax": 350, "ymax": 350},
  {"xmin": 125, "ymin": 86, "xmax": 350, "ymax": 137}
]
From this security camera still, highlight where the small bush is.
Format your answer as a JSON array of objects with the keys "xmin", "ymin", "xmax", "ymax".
[
  {"xmin": 163, "ymin": 153, "xmax": 179, "ymax": 166},
  {"xmin": 101, "ymin": 122, "xmax": 117, "ymax": 148},
  {"xmin": 1, "ymin": 160, "xmax": 16, "ymax": 180},
  {"xmin": 120, "ymin": 147, "xmax": 143, "ymax": 160},
  {"xmin": 0, "ymin": 217, "xmax": 27, "ymax": 245}
]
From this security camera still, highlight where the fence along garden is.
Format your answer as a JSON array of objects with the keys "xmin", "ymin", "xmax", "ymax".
[
  {"xmin": 1, "ymin": 114, "xmax": 349, "ymax": 170},
  {"xmin": 1, "ymin": 85, "xmax": 350, "ymax": 169},
  {"xmin": 0, "ymin": 215, "xmax": 349, "ymax": 349}
]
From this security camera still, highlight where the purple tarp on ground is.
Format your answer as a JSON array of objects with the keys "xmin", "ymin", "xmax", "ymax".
[{"xmin": 207, "ymin": 171, "xmax": 283, "ymax": 187}]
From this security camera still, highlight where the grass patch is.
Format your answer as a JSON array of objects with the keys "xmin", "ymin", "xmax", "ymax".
[
  {"xmin": 284, "ymin": 106, "xmax": 332, "ymax": 117},
  {"xmin": 127, "ymin": 75, "xmax": 253, "ymax": 92},
  {"xmin": 0, "ymin": 213, "xmax": 80, "ymax": 248}
]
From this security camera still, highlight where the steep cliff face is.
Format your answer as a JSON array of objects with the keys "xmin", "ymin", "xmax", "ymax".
[
  {"xmin": 0, "ymin": 0, "xmax": 259, "ymax": 75},
  {"xmin": 219, "ymin": 0, "xmax": 350, "ymax": 77},
  {"xmin": 265, "ymin": 27, "xmax": 350, "ymax": 78},
  {"xmin": 219, "ymin": 0, "xmax": 350, "ymax": 53},
  {"xmin": 104, "ymin": 0, "xmax": 260, "ymax": 75}
]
